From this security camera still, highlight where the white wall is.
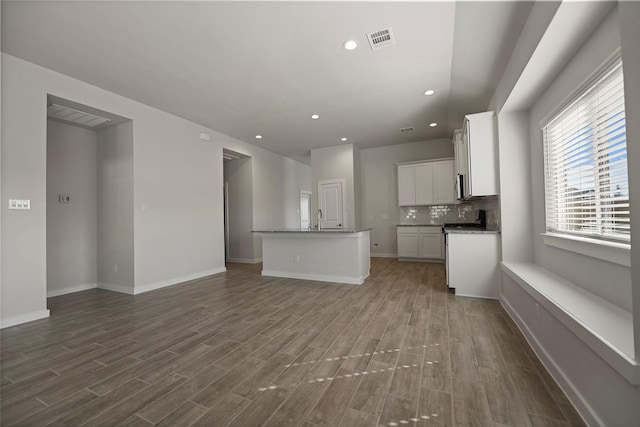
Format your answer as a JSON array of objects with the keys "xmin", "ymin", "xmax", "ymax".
[
  {"xmin": 496, "ymin": 112, "xmax": 533, "ymax": 262},
  {"xmin": 224, "ymin": 157, "xmax": 255, "ymax": 263},
  {"xmin": 528, "ymin": 8, "xmax": 631, "ymax": 311},
  {"xmin": 359, "ymin": 138, "xmax": 454, "ymax": 256},
  {"xmin": 620, "ymin": 0, "xmax": 640, "ymax": 363},
  {"xmin": 217, "ymin": 139, "xmax": 311, "ymax": 260},
  {"xmin": 47, "ymin": 120, "xmax": 98, "ymax": 296},
  {"xmin": 311, "ymin": 144, "xmax": 357, "ymax": 229},
  {"xmin": 493, "ymin": 4, "xmax": 640, "ymax": 425},
  {"xmin": 1, "ymin": 53, "xmax": 226, "ymax": 326},
  {"xmin": 98, "ymin": 121, "xmax": 134, "ymax": 293}
]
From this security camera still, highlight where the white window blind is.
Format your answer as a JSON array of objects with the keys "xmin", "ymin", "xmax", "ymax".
[{"xmin": 543, "ymin": 59, "xmax": 629, "ymax": 244}]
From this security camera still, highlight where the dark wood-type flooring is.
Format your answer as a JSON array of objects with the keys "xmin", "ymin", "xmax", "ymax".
[{"xmin": 1, "ymin": 259, "xmax": 585, "ymax": 426}]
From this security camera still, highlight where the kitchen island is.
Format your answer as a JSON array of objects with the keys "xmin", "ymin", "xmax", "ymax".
[{"xmin": 253, "ymin": 228, "xmax": 371, "ymax": 284}]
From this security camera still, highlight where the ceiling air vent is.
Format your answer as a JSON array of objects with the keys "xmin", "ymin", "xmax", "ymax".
[
  {"xmin": 47, "ymin": 104, "xmax": 111, "ymax": 128},
  {"xmin": 399, "ymin": 127, "xmax": 414, "ymax": 133},
  {"xmin": 366, "ymin": 27, "xmax": 395, "ymax": 51}
]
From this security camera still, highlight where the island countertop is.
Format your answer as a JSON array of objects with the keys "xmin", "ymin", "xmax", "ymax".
[{"xmin": 253, "ymin": 227, "xmax": 372, "ymax": 234}]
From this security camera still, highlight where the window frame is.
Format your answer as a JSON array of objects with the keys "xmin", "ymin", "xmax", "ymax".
[{"xmin": 541, "ymin": 55, "xmax": 630, "ymax": 249}]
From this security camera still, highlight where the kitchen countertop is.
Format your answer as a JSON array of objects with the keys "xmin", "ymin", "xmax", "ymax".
[
  {"xmin": 253, "ymin": 227, "xmax": 372, "ymax": 234},
  {"xmin": 444, "ymin": 228, "xmax": 500, "ymax": 234},
  {"xmin": 397, "ymin": 224, "xmax": 443, "ymax": 227}
]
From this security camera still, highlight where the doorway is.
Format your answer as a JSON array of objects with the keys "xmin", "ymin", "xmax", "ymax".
[
  {"xmin": 222, "ymin": 149, "xmax": 255, "ymax": 264},
  {"xmin": 300, "ymin": 190, "xmax": 311, "ymax": 229},
  {"xmin": 46, "ymin": 95, "xmax": 133, "ymax": 299}
]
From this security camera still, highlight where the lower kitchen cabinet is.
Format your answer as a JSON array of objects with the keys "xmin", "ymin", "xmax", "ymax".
[
  {"xmin": 397, "ymin": 226, "xmax": 444, "ymax": 261},
  {"xmin": 445, "ymin": 232, "xmax": 500, "ymax": 298}
]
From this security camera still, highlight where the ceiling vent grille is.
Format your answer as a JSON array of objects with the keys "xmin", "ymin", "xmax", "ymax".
[
  {"xmin": 399, "ymin": 127, "xmax": 414, "ymax": 133},
  {"xmin": 47, "ymin": 104, "xmax": 111, "ymax": 128},
  {"xmin": 366, "ymin": 27, "xmax": 395, "ymax": 51}
]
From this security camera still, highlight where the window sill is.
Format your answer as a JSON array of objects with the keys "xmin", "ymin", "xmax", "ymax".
[{"xmin": 541, "ymin": 233, "xmax": 630, "ymax": 267}]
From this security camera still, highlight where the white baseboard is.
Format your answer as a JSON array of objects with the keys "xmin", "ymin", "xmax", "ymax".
[
  {"xmin": 500, "ymin": 296, "xmax": 600, "ymax": 427},
  {"xmin": 227, "ymin": 257, "xmax": 263, "ymax": 264},
  {"xmin": 98, "ymin": 282, "xmax": 135, "ymax": 295},
  {"xmin": 47, "ymin": 283, "xmax": 97, "ymax": 298},
  {"xmin": 371, "ymin": 253, "xmax": 397, "ymax": 258},
  {"xmin": 261, "ymin": 269, "xmax": 368, "ymax": 285},
  {"xmin": 133, "ymin": 267, "xmax": 227, "ymax": 295},
  {"xmin": 1, "ymin": 309, "xmax": 51, "ymax": 329}
]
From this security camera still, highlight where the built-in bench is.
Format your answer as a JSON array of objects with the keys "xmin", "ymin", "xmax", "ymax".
[{"xmin": 501, "ymin": 261, "xmax": 639, "ymax": 385}]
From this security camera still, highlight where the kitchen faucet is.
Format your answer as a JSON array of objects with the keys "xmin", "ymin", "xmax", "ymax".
[{"xmin": 317, "ymin": 209, "xmax": 323, "ymax": 231}]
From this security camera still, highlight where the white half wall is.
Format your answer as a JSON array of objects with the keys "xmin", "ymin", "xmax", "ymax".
[
  {"xmin": 47, "ymin": 120, "xmax": 98, "ymax": 296},
  {"xmin": 359, "ymin": 139, "xmax": 454, "ymax": 256}
]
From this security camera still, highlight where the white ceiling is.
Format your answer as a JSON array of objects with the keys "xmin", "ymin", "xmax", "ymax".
[{"xmin": 1, "ymin": 1, "xmax": 533, "ymax": 163}]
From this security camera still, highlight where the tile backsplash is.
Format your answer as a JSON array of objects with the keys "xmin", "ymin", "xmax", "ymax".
[{"xmin": 400, "ymin": 197, "xmax": 500, "ymax": 229}]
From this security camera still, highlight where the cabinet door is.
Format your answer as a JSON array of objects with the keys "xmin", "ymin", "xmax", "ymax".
[
  {"xmin": 461, "ymin": 119, "xmax": 471, "ymax": 198},
  {"xmin": 397, "ymin": 165, "xmax": 416, "ymax": 206},
  {"xmin": 433, "ymin": 160, "xmax": 455, "ymax": 204},
  {"xmin": 414, "ymin": 163, "xmax": 433, "ymax": 205},
  {"xmin": 419, "ymin": 234, "xmax": 442, "ymax": 259},
  {"xmin": 397, "ymin": 233, "xmax": 419, "ymax": 258}
]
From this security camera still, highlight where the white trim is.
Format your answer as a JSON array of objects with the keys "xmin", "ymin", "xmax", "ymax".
[
  {"xmin": 371, "ymin": 252, "xmax": 397, "ymax": 258},
  {"xmin": 261, "ymin": 269, "xmax": 368, "ymax": 285},
  {"xmin": 0, "ymin": 309, "xmax": 51, "ymax": 329},
  {"xmin": 500, "ymin": 297, "xmax": 599, "ymax": 427},
  {"xmin": 47, "ymin": 283, "xmax": 97, "ymax": 298},
  {"xmin": 133, "ymin": 267, "xmax": 227, "ymax": 295},
  {"xmin": 542, "ymin": 232, "xmax": 630, "ymax": 267},
  {"xmin": 227, "ymin": 257, "xmax": 262, "ymax": 264},
  {"xmin": 98, "ymin": 282, "xmax": 134, "ymax": 295}
]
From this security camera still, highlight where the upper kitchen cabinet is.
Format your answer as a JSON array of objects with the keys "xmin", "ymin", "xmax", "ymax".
[
  {"xmin": 397, "ymin": 159, "xmax": 455, "ymax": 206},
  {"xmin": 457, "ymin": 111, "xmax": 498, "ymax": 199}
]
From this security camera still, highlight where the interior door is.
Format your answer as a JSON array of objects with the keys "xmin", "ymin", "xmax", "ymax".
[
  {"xmin": 300, "ymin": 191, "xmax": 311, "ymax": 229},
  {"xmin": 318, "ymin": 180, "xmax": 344, "ymax": 229}
]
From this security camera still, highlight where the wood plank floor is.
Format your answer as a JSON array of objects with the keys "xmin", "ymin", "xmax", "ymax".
[{"xmin": 0, "ymin": 259, "xmax": 585, "ymax": 426}]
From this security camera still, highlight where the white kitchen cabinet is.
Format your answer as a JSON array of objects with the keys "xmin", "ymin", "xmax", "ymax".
[
  {"xmin": 397, "ymin": 233, "xmax": 419, "ymax": 258},
  {"xmin": 397, "ymin": 159, "xmax": 455, "ymax": 206},
  {"xmin": 458, "ymin": 111, "xmax": 498, "ymax": 199},
  {"xmin": 397, "ymin": 164, "xmax": 416, "ymax": 206},
  {"xmin": 432, "ymin": 161, "xmax": 454, "ymax": 204},
  {"xmin": 414, "ymin": 163, "xmax": 434, "ymax": 205},
  {"xmin": 397, "ymin": 226, "xmax": 444, "ymax": 260},
  {"xmin": 446, "ymin": 232, "xmax": 500, "ymax": 298}
]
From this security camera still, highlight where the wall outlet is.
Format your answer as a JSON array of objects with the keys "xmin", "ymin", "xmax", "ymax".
[
  {"xmin": 58, "ymin": 194, "xmax": 71, "ymax": 203},
  {"xmin": 373, "ymin": 242, "xmax": 380, "ymax": 248}
]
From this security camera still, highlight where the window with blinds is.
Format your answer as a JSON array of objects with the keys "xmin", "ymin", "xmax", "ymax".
[{"xmin": 543, "ymin": 58, "xmax": 629, "ymax": 244}]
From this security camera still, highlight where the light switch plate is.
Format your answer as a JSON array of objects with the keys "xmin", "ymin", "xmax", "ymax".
[{"xmin": 9, "ymin": 199, "xmax": 31, "ymax": 210}]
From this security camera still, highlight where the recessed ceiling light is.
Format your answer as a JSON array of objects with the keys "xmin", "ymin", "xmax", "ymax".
[
  {"xmin": 341, "ymin": 137, "xmax": 348, "ymax": 142},
  {"xmin": 424, "ymin": 90, "xmax": 435, "ymax": 96},
  {"xmin": 429, "ymin": 122, "xmax": 438, "ymax": 127},
  {"xmin": 343, "ymin": 40, "xmax": 358, "ymax": 51},
  {"xmin": 255, "ymin": 135, "xmax": 263, "ymax": 139},
  {"xmin": 311, "ymin": 114, "xmax": 320, "ymax": 120}
]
